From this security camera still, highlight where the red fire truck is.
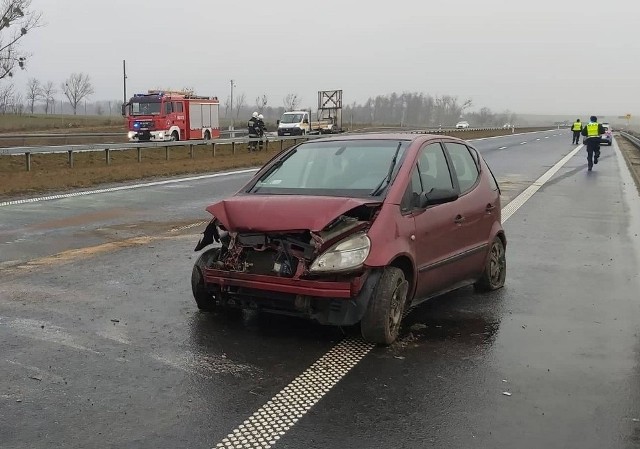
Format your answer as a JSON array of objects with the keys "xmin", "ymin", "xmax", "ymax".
[{"xmin": 123, "ymin": 90, "xmax": 220, "ymax": 142}]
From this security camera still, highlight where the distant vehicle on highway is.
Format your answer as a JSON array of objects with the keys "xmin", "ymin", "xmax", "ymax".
[
  {"xmin": 277, "ymin": 110, "xmax": 343, "ymax": 136},
  {"xmin": 455, "ymin": 121, "xmax": 470, "ymax": 129},
  {"xmin": 601, "ymin": 123, "xmax": 612, "ymax": 146},
  {"xmin": 503, "ymin": 123, "xmax": 512, "ymax": 129},
  {"xmin": 122, "ymin": 90, "xmax": 220, "ymax": 142},
  {"xmin": 191, "ymin": 133, "xmax": 507, "ymax": 344}
]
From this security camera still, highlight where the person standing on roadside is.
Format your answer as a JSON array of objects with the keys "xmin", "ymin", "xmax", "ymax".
[
  {"xmin": 247, "ymin": 111, "xmax": 259, "ymax": 152},
  {"xmin": 256, "ymin": 114, "xmax": 266, "ymax": 151},
  {"xmin": 571, "ymin": 118, "xmax": 582, "ymax": 145},
  {"xmin": 581, "ymin": 115, "xmax": 605, "ymax": 171}
]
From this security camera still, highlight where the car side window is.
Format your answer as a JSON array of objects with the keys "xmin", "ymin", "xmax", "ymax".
[
  {"xmin": 418, "ymin": 143, "xmax": 454, "ymax": 192},
  {"xmin": 445, "ymin": 142, "xmax": 480, "ymax": 193},
  {"xmin": 164, "ymin": 102, "xmax": 172, "ymax": 114}
]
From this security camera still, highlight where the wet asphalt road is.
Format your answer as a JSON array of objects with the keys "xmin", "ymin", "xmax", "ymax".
[{"xmin": 1, "ymin": 130, "xmax": 640, "ymax": 448}]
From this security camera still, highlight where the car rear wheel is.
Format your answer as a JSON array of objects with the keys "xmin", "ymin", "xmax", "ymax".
[
  {"xmin": 360, "ymin": 267, "xmax": 409, "ymax": 345},
  {"xmin": 191, "ymin": 248, "xmax": 220, "ymax": 311},
  {"xmin": 474, "ymin": 237, "xmax": 506, "ymax": 292},
  {"xmin": 170, "ymin": 131, "xmax": 179, "ymax": 141}
]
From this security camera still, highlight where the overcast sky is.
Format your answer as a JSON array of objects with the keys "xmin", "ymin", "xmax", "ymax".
[{"xmin": 13, "ymin": 0, "xmax": 640, "ymax": 116}]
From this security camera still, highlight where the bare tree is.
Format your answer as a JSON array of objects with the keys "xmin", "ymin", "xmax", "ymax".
[
  {"xmin": 255, "ymin": 94, "xmax": 268, "ymax": 112},
  {"xmin": 234, "ymin": 92, "xmax": 246, "ymax": 119},
  {"xmin": 283, "ymin": 93, "xmax": 300, "ymax": 111},
  {"xmin": 41, "ymin": 80, "xmax": 55, "ymax": 113},
  {"xmin": 61, "ymin": 72, "xmax": 94, "ymax": 115},
  {"xmin": 25, "ymin": 76, "xmax": 40, "ymax": 112},
  {"xmin": 11, "ymin": 91, "xmax": 23, "ymax": 114},
  {"xmin": 0, "ymin": 1, "xmax": 42, "ymax": 81},
  {"xmin": 0, "ymin": 81, "xmax": 13, "ymax": 113}
]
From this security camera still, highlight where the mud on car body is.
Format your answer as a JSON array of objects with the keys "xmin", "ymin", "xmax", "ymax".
[{"xmin": 192, "ymin": 135, "xmax": 507, "ymax": 344}]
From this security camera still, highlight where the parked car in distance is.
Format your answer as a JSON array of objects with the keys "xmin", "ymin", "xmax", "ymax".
[
  {"xmin": 601, "ymin": 123, "xmax": 612, "ymax": 146},
  {"xmin": 191, "ymin": 133, "xmax": 507, "ymax": 345},
  {"xmin": 455, "ymin": 121, "xmax": 470, "ymax": 129}
]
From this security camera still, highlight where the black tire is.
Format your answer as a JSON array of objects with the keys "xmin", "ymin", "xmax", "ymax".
[
  {"xmin": 474, "ymin": 237, "xmax": 506, "ymax": 292},
  {"xmin": 191, "ymin": 248, "xmax": 220, "ymax": 311},
  {"xmin": 171, "ymin": 131, "xmax": 179, "ymax": 141},
  {"xmin": 204, "ymin": 131, "xmax": 211, "ymax": 141},
  {"xmin": 360, "ymin": 267, "xmax": 409, "ymax": 345}
]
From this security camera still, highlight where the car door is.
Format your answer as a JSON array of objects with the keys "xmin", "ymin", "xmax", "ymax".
[
  {"xmin": 442, "ymin": 141, "xmax": 492, "ymax": 282},
  {"xmin": 407, "ymin": 142, "xmax": 463, "ymax": 300}
]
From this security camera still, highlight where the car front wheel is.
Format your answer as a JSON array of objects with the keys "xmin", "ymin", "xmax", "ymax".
[
  {"xmin": 191, "ymin": 248, "xmax": 220, "ymax": 311},
  {"xmin": 474, "ymin": 237, "xmax": 506, "ymax": 292},
  {"xmin": 360, "ymin": 267, "xmax": 409, "ymax": 345}
]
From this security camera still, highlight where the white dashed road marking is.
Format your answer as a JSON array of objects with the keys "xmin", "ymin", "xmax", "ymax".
[
  {"xmin": 520, "ymin": 141, "xmax": 527, "ymax": 145},
  {"xmin": 210, "ymin": 143, "xmax": 585, "ymax": 448},
  {"xmin": 498, "ymin": 146, "xmax": 507, "ymax": 150}
]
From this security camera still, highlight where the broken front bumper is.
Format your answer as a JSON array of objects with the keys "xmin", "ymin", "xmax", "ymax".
[
  {"xmin": 203, "ymin": 268, "xmax": 366, "ymax": 298},
  {"xmin": 202, "ymin": 268, "xmax": 376, "ymax": 326}
]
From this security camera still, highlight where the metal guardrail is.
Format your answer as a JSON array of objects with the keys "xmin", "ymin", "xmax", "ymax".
[
  {"xmin": 0, "ymin": 127, "xmax": 529, "ymax": 171},
  {"xmin": 620, "ymin": 131, "xmax": 640, "ymax": 148}
]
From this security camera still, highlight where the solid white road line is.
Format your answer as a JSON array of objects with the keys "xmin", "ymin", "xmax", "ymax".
[
  {"xmin": 0, "ymin": 168, "xmax": 259, "ymax": 208},
  {"xmin": 210, "ymin": 143, "xmax": 585, "ymax": 449}
]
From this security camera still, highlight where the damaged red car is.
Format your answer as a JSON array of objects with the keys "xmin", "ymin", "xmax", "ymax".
[{"xmin": 191, "ymin": 134, "xmax": 506, "ymax": 344}]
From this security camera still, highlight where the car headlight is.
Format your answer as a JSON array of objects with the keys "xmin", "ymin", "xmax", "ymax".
[{"xmin": 309, "ymin": 233, "xmax": 370, "ymax": 273}]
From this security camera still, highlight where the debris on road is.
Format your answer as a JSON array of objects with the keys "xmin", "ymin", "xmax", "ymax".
[
  {"xmin": 110, "ymin": 319, "xmax": 120, "ymax": 323},
  {"xmin": 503, "ymin": 392, "xmax": 512, "ymax": 396}
]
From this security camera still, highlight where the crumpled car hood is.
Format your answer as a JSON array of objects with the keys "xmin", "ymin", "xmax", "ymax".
[{"xmin": 206, "ymin": 195, "xmax": 381, "ymax": 232}]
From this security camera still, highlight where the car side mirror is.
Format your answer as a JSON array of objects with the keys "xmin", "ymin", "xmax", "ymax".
[
  {"xmin": 303, "ymin": 119, "xmax": 309, "ymax": 124},
  {"xmin": 276, "ymin": 119, "xmax": 280, "ymax": 125},
  {"xmin": 121, "ymin": 103, "xmax": 128, "ymax": 117},
  {"xmin": 417, "ymin": 188, "xmax": 459, "ymax": 208}
]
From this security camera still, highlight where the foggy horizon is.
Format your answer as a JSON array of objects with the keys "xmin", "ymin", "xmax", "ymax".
[{"xmin": 6, "ymin": 0, "xmax": 640, "ymax": 117}]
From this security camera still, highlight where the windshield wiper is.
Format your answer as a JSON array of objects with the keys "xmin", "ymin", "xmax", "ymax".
[{"xmin": 370, "ymin": 142, "xmax": 403, "ymax": 196}]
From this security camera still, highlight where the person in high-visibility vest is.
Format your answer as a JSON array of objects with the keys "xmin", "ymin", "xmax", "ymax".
[
  {"xmin": 571, "ymin": 119, "xmax": 582, "ymax": 145},
  {"xmin": 580, "ymin": 115, "xmax": 606, "ymax": 171}
]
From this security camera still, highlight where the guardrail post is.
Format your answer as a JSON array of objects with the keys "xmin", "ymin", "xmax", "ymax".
[
  {"xmin": 294, "ymin": 139, "xmax": 297, "ymax": 145},
  {"xmin": 265, "ymin": 138, "xmax": 269, "ymax": 151},
  {"xmin": 105, "ymin": 148, "xmax": 111, "ymax": 165},
  {"xmin": 232, "ymin": 142, "xmax": 236, "ymax": 155},
  {"xmin": 68, "ymin": 150, "xmax": 74, "ymax": 168},
  {"xmin": 137, "ymin": 147, "xmax": 142, "ymax": 162},
  {"xmin": 190, "ymin": 144, "xmax": 194, "ymax": 159},
  {"xmin": 212, "ymin": 143, "xmax": 216, "ymax": 157},
  {"xmin": 25, "ymin": 152, "xmax": 31, "ymax": 171},
  {"xmin": 165, "ymin": 146, "xmax": 170, "ymax": 160},
  {"xmin": 280, "ymin": 139, "xmax": 283, "ymax": 152}
]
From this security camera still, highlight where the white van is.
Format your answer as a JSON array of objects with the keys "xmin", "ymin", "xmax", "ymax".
[{"xmin": 277, "ymin": 111, "xmax": 310, "ymax": 136}]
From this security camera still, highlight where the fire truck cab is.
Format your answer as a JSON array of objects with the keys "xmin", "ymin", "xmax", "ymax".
[{"xmin": 124, "ymin": 90, "xmax": 220, "ymax": 142}]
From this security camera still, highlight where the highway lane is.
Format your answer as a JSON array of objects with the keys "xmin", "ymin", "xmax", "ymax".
[
  {"xmin": 1, "ymin": 131, "xmax": 639, "ymax": 448},
  {"xmin": 0, "ymin": 130, "xmax": 562, "ymax": 268}
]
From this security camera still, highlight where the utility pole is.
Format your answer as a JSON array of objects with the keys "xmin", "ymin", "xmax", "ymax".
[
  {"xmin": 123, "ymin": 60, "xmax": 127, "ymax": 105},
  {"xmin": 230, "ymin": 79, "xmax": 236, "ymax": 136}
]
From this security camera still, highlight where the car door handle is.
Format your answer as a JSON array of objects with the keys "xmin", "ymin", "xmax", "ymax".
[
  {"xmin": 454, "ymin": 214, "xmax": 465, "ymax": 224},
  {"xmin": 485, "ymin": 203, "xmax": 496, "ymax": 213}
]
